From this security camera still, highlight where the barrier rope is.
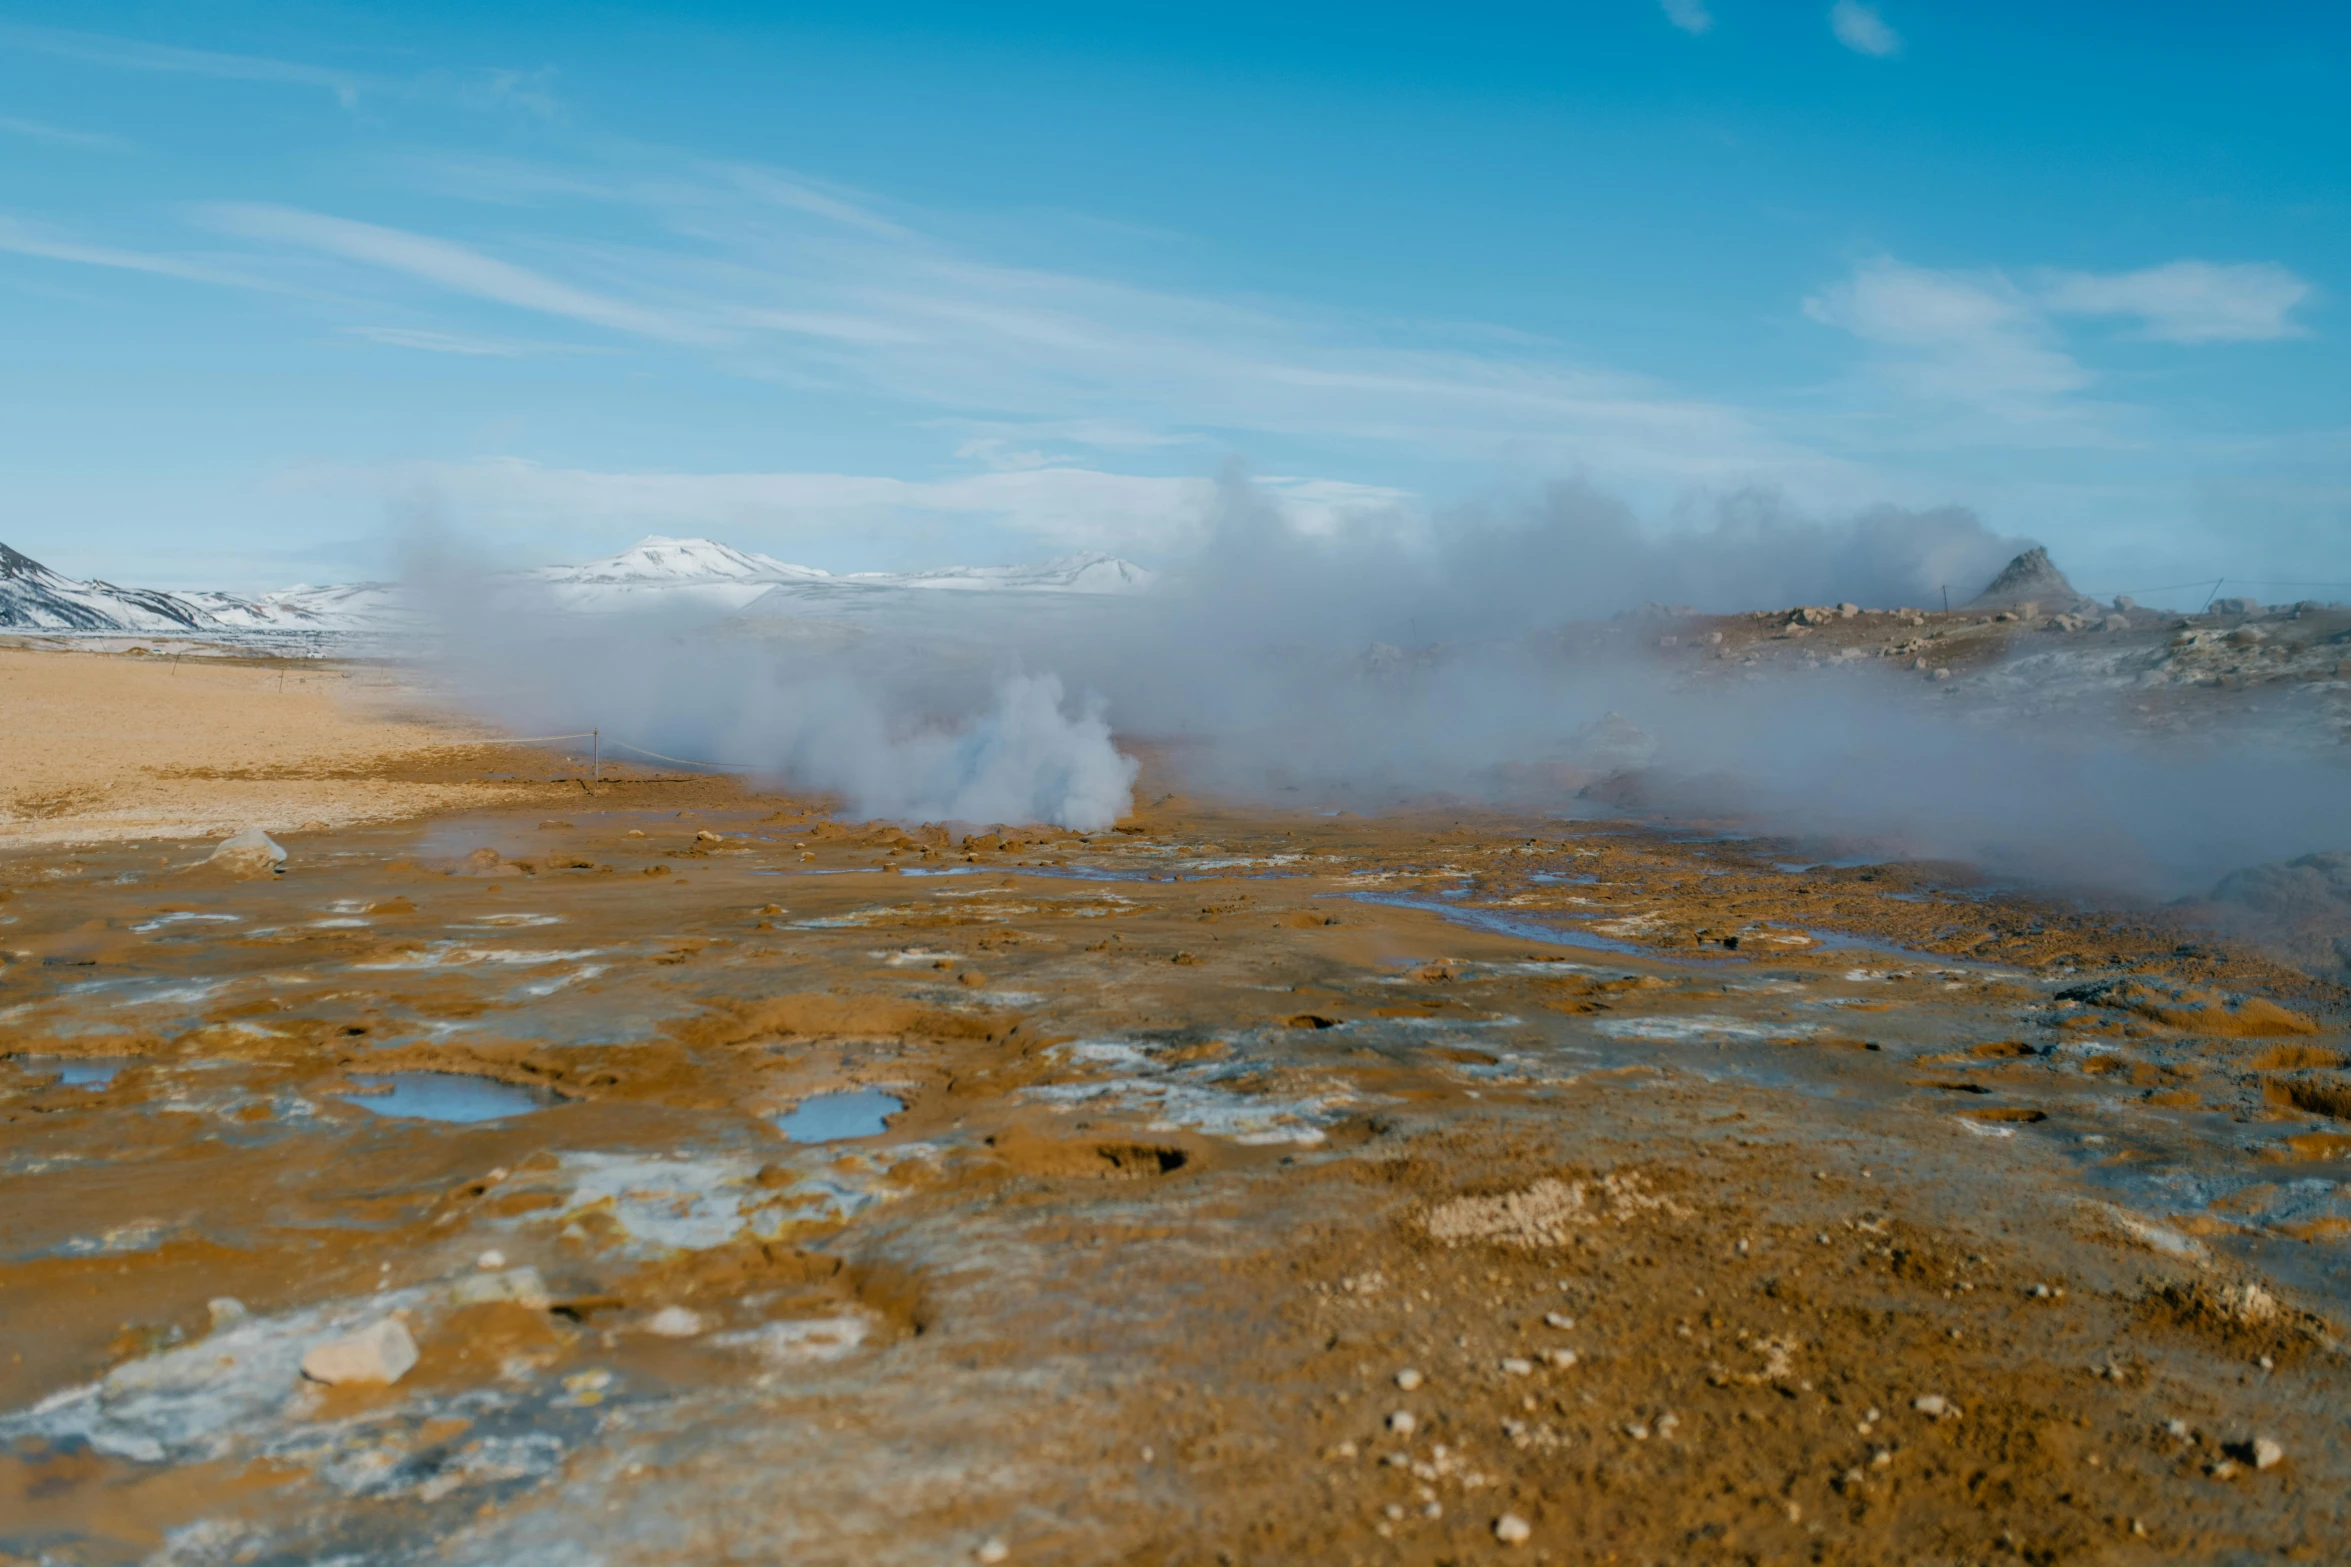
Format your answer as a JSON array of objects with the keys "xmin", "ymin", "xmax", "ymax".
[{"xmin": 455, "ymin": 728, "xmax": 757, "ymax": 778}]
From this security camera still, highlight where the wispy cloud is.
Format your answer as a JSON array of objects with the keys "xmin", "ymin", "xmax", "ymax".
[
  {"xmin": 312, "ymin": 457, "xmax": 1230, "ymax": 555},
  {"xmin": 1804, "ymin": 253, "xmax": 2315, "ymax": 426},
  {"xmin": 1828, "ymin": 1, "xmax": 1901, "ymax": 57},
  {"xmin": 0, "ymin": 115, "xmax": 131, "ymax": 151},
  {"xmin": 0, "ymin": 21, "xmax": 362, "ymax": 107},
  {"xmin": 1659, "ymin": 0, "xmax": 1715, "ymax": 36},
  {"xmin": 342, "ymin": 325, "xmax": 573, "ymax": 357},
  {"xmin": 0, "ymin": 215, "xmax": 254, "ymax": 288},
  {"xmin": 1805, "ymin": 257, "xmax": 2086, "ymax": 410},
  {"xmin": 2040, "ymin": 260, "xmax": 2311, "ymax": 344},
  {"xmin": 198, "ymin": 204, "xmax": 713, "ymax": 342}
]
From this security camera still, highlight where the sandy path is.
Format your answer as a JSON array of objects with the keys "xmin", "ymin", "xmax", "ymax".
[{"xmin": 0, "ymin": 646, "xmax": 513, "ymax": 845}]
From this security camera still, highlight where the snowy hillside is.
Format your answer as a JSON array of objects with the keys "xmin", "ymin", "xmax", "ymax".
[
  {"xmin": 0, "ymin": 534, "xmax": 1158, "ymax": 640},
  {"xmin": 1, "ymin": 542, "xmax": 220, "ymax": 633},
  {"xmin": 180, "ymin": 581, "xmax": 412, "ymax": 633}
]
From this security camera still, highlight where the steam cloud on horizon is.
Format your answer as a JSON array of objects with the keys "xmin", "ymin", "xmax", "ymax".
[{"xmin": 413, "ymin": 474, "xmax": 2349, "ymax": 899}]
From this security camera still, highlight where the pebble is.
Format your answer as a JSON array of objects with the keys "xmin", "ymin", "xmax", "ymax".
[
  {"xmin": 207, "ymin": 1297, "xmax": 250, "ymax": 1332},
  {"xmin": 1394, "ymin": 1367, "xmax": 1424, "ymax": 1391},
  {"xmin": 1494, "ymin": 1512, "xmax": 1532, "ymax": 1545},
  {"xmin": 1911, "ymin": 1395, "xmax": 1949, "ymax": 1418},
  {"xmin": 476, "ymin": 1250, "xmax": 506, "ymax": 1271},
  {"xmin": 1500, "ymin": 1357, "xmax": 1534, "ymax": 1376},
  {"xmin": 1543, "ymin": 1312, "xmax": 1575, "ymax": 1329},
  {"xmin": 1541, "ymin": 1348, "xmax": 1577, "ymax": 1369},
  {"xmin": 2254, "ymin": 1438, "xmax": 2285, "ymax": 1470},
  {"xmin": 646, "ymin": 1306, "xmax": 707, "ymax": 1338},
  {"xmin": 449, "ymin": 1266, "xmax": 552, "ymax": 1310},
  {"xmin": 300, "ymin": 1317, "xmax": 419, "ymax": 1386},
  {"xmin": 2166, "ymin": 1419, "xmax": 2191, "ymax": 1439},
  {"xmin": 1386, "ymin": 1410, "xmax": 1416, "ymax": 1436},
  {"xmin": 975, "ymin": 1539, "xmax": 1009, "ymax": 1564}
]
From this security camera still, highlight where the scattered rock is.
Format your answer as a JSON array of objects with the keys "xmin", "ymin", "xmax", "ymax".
[
  {"xmin": 1394, "ymin": 1367, "xmax": 1423, "ymax": 1391},
  {"xmin": 300, "ymin": 1317, "xmax": 419, "ymax": 1386},
  {"xmin": 1911, "ymin": 1394, "xmax": 1949, "ymax": 1418},
  {"xmin": 1386, "ymin": 1410, "xmax": 1416, "ymax": 1436},
  {"xmin": 2255, "ymin": 1438, "xmax": 2285, "ymax": 1470},
  {"xmin": 207, "ymin": 828, "xmax": 286, "ymax": 879},
  {"xmin": 647, "ymin": 1306, "xmax": 707, "ymax": 1338},
  {"xmin": 1494, "ymin": 1513, "xmax": 1532, "ymax": 1546},
  {"xmin": 975, "ymin": 1539, "xmax": 1009, "ymax": 1564},
  {"xmin": 449, "ymin": 1267, "xmax": 551, "ymax": 1310},
  {"xmin": 476, "ymin": 1249, "xmax": 505, "ymax": 1271}
]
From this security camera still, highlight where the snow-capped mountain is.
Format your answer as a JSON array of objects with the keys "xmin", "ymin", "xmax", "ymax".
[
  {"xmin": 1, "ymin": 542, "xmax": 221, "ymax": 633},
  {"xmin": 179, "ymin": 581, "xmax": 412, "ymax": 633},
  {"xmin": 527, "ymin": 536, "xmax": 834, "ymax": 612},
  {"xmin": 851, "ymin": 554, "xmax": 1156, "ymax": 594},
  {"xmin": 0, "ymin": 534, "xmax": 1156, "ymax": 640}
]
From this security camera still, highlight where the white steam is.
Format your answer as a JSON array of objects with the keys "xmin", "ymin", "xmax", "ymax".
[{"xmin": 407, "ymin": 473, "xmax": 2348, "ymax": 901}]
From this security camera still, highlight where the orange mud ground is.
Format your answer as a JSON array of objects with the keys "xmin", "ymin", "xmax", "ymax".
[{"xmin": 2, "ymin": 696, "xmax": 2350, "ymax": 1563}]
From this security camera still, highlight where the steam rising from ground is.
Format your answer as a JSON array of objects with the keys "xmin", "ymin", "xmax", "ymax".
[{"xmin": 416, "ymin": 475, "xmax": 2348, "ymax": 901}]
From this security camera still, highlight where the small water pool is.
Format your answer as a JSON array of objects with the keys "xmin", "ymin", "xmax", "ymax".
[
  {"xmin": 340, "ymin": 1073, "xmax": 551, "ymax": 1124},
  {"xmin": 777, "ymin": 1088, "xmax": 903, "ymax": 1143},
  {"xmin": 30, "ymin": 1059, "xmax": 133, "ymax": 1089}
]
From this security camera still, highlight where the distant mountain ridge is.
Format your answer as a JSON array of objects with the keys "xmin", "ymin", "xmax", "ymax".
[{"xmin": 0, "ymin": 534, "xmax": 1158, "ymax": 637}]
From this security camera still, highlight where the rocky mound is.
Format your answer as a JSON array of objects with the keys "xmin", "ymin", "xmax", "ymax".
[{"xmin": 1966, "ymin": 546, "xmax": 2093, "ymax": 612}]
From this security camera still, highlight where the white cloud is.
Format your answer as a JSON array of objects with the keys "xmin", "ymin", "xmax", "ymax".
[
  {"xmin": 1804, "ymin": 257, "xmax": 2083, "ymax": 408},
  {"xmin": 1829, "ymin": 1, "xmax": 1901, "ymax": 57},
  {"xmin": 297, "ymin": 458, "xmax": 1425, "ymax": 557},
  {"xmin": 342, "ymin": 325, "xmax": 569, "ymax": 357},
  {"xmin": 0, "ymin": 215, "xmax": 255, "ymax": 288},
  {"xmin": 0, "ymin": 21, "xmax": 362, "ymax": 107},
  {"xmin": 1659, "ymin": 0, "xmax": 1715, "ymax": 35},
  {"xmin": 0, "ymin": 115, "xmax": 130, "ymax": 151},
  {"xmin": 2038, "ymin": 260, "xmax": 2310, "ymax": 344},
  {"xmin": 325, "ymin": 458, "xmax": 1222, "ymax": 554},
  {"xmin": 198, "ymin": 204, "xmax": 714, "ymax": 342}
]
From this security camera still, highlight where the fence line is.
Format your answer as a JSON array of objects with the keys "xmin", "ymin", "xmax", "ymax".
[{"xmin": 456, "ymin": 727, "xmax": 754, "ymax": 779}]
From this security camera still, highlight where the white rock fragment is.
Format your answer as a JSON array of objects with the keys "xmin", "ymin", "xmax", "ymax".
[
  {"xmin": 1911, "ymin": 1394, "xmax": 1949, "ymax": 1418},
  {"xmin": 1543, "ymin": 1311, "xmax": 1575, "ymax": 1329},
  {"xmin": 1500, "ymin": 1357, "xmax": 1534, "ymax": 1376},
  {"xmin": 476, "ymin": 1250, "xmax": 506, "ymax": 1271},
  {"xmin": 1494, "ymin": 1512, "xmax": 1532, "ymax": 1545},
  {"xmin": 300, "ymin": 1317, "xmax": 418, "ymax": 1386},
  {"xmin": 1394, "ymin": 1367, "xmax": 1424, "ymax": 1391},
  {"xmin": 208, "ymin": 828, "xmax": 287, "ymax": 879},
  {"xmin": 646, "ymin": 1306, "xmax": 707, "ymax": 1338},
  {"xmin": 449, "ymin": 1267, "xmax": 552, "ymax": 1310},
  {"xmin": 1386, "ymin": 1410, "xmax": 1417, "ymax": 1437},
  {"xmin": 975, "ymin": 1539, "xmax": 1009, "ymax": 1564},
  {"xmin": 1542, "ymin": 1348, "xmax": 1577, "ymax": 1369},
  {"xmin": 2254, "ymin": 1438, "xmax": 2285, "ymax": 1471}
]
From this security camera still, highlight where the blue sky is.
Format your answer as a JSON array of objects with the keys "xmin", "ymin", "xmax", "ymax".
[{"xmin": 1, "ymin": 2, "xmax": 2344, "ymax": 601}]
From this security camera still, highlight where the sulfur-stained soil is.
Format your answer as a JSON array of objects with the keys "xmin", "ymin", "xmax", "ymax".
[{"xmin": 2, "ymin": 737, "xmax": 2348, "ymax": 1564}]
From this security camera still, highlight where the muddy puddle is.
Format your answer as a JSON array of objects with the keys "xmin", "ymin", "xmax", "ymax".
[{"xmin": 2, "ymin": 798, "xmax": 2347, "ymax": 1562}]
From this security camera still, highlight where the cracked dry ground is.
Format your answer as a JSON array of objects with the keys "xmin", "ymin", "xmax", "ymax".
[{"xmin": 1, "ymin": 791, "xmax": 2347, "ymax": 1565}]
